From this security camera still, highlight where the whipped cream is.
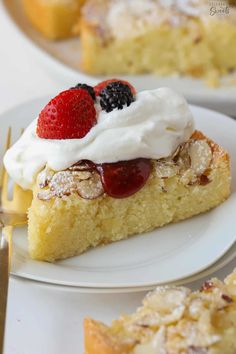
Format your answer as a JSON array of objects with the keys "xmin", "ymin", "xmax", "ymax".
[{"xmin": 4, "ymin": 88, "xmax": 194, "ymax": 189}]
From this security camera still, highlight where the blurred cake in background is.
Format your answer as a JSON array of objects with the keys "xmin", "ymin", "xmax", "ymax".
[
  {"xmin": 22, "ymin": 0, "xmax": 85, "ymax": 39},
  {"xmin": 22, "ymin": 0, "xmax": 236, "ymax": 86},
  {"xmin": 80, "ymin": 0, "xmax": 236, "ymax": 85}
]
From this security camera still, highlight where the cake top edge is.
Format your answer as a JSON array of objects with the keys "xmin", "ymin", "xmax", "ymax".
[{"xmin": 82, "ymin": 0, "xmax": 236, "ymax": 40}]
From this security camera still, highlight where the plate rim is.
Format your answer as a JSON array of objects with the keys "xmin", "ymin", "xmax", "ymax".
[{"xmin": 10, "ymin": 241, "xmax": 236, "ymax": 292}]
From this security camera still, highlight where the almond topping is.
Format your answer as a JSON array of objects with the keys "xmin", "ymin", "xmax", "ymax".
[
  {"xmin": 176, "ymin": 143, "xmax": 191, "ymax": 171},
  {"xmin": 37, "ymin": 166, "xmax": 55, "ymax": 188},
  {"xmin": 155, "ymin": 160, "xmax": 179, "ymax": 178},
  {"xmin": 189, "ymin": 140, "xmax": 212, "ymax": 176},
  {"xmin": 37, "ymin": 169, "xmax": 104, "ymax": 200},
  {"xmin": 188, "ymin": 346, "xmax": 208, "ymax": 354},
  {"xmin": 140, "ymin": 287, "xmax": 190, "ymax": 325},
  {"xmin": 77, "ymin": 172, "xmax": 104, "ymax": 199},
  {"xmin": 49, "ymin": 171, "xmax": 84, "ymax": 197},
  {"xmin": 134, "ymin": 327, "xmax": 167, "ymax": 354}
]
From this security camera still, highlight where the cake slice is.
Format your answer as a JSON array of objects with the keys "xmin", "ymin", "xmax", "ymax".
[
  {"xmin": 28, "ymin": 129, "xmax": 230, "ymax": 262},
  {"xmin": 84, "ymin": 269, "xmax": 236, "ymax": 354},
  {"xmin": 80, "ymin": 0, "xmax": 236, "ymax": 85},
  {"xmin": 22, "ymin": 0, "xmax": 85, "ymax": 39},
  {"xmin": 3, "ymin": 81, "xmax": 231, "ymax": 262}
]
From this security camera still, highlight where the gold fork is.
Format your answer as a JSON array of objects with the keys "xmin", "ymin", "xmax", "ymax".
[{"xmin": 0, "ymin": 128, "xmax": 30, "ymax": 354}]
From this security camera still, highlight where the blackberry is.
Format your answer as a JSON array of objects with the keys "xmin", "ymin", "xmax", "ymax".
[
  {"xmin": 70, "ymin": 83, "xmax": 96, "ymax": 101},
  {"xmin": 99, "ymin": 82, "xmax": 135, "ymax": 113}
]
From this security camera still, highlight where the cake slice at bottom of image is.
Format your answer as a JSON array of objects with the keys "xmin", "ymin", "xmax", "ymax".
[
  {"xmin": 84, "ymin": 269, "xmax": 236, "ymax": 354},
  {"xmin": 3, "ymin": 82, "xmax": 231, "ymax": 262}
]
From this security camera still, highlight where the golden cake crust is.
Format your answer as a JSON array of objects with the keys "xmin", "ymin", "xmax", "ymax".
[{"xmin": 84, "ymin": 318, "xmax": 130, "ymax": 354}]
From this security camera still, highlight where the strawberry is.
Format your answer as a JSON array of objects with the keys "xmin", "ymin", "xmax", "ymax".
[
  {"xmin": 37, "ymin": 89, "xmax": 96, "ymax": 139},
  {"xmin": 94, "ymin": 79, "xmax": 136, "ymax": 97}
]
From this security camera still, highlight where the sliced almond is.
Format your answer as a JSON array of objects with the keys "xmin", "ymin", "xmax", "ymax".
[
  {"xmin": 37, "ymin": 168, "xmax": 103, "ymax": 200},
  {"xmin": 189, "ymin": 140, "xmax": 212, "ymax": 176},
  {"xmin": 37, "ymin": 166, "xmax": 55, "ymax": 188},
  {"xmin": 144, "ymin": 286, "xmax": 190, "ymax": 311},
  {"xmin": 69, "ymin": 161, "xmax": 95, "ymax": 171},
  {"xmin": 188, "ymin": 347, "xmax": 208, "ymax": 354},
  {"xmin": 49, "ymin": 171, "xmax": 80, "ymax": 197},
  {"xmin": 155, "ymin": 160, "xmax": 179, "ymax": 178},
  {"xmin": 172, "ymin": 145, "xmax": 181, "ymax": 159},
  {"xmin": 37, "ymin": 189, "xmax": 55, "ymax": 201},
  {"xmin": 176, "ymin": 143, "xmax": 191, "ymax": 171},
  {"xmin": 77, "ymin": 172, "xmax": 104, "ymax": 199},
  {"xmin": 188, "ymin": 298, "xmax": 206, "ymax": 320},
  {"xmin": 225, "ymin": 272, "xmax": 236, "ymax": 296},
  {"xmin": 134, "ymin": 327, "xmax": 167, "ymax": 354},
  {"xmin": 180, "ymin": 169, "xmax": 197, "ymax": 185},
  {"xmin": 72, "ymin": 171, "xmax": 92, "ymax": 180},
  {"xmin": 49, "ymin": 170, "xmax": 93, "ymax": 196},
  {"xmin": 140, "ymin": 287, "xmax": 190, "ymax": 325}
]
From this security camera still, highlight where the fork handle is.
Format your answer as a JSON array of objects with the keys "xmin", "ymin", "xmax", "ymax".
[{"xmin": 0, "ymin": 228, "xmax": 10, "ymax": 354}]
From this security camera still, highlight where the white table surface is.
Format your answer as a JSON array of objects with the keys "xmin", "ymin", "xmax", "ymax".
[{"xmin": 0, "ymin": 2, "xmax": 235, "ymax": 353}]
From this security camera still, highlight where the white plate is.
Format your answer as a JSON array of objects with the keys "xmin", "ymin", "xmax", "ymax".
[
  {"xmin": 3, "ymin": 0, "xmax": 236, "ymax": 116},
  {"xmin": 10, "ymin": 241, "xmax": 236, "ymax": 294},
  {"xmin": 0, "ymin": 97, "xmax": 236, "ymax": 288}
]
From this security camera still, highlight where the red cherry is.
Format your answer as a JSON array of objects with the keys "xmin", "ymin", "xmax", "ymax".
[{"xmin": 97, "ymin": 159, "xmax": 151, "ymax": 198}]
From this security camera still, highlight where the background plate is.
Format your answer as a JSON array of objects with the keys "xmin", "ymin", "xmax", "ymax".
[
  {"xmin": 0, "ymin": 97, "xmax": 236, "ymax": 288},
  {"xmin": 3, "ymin": 0, "xmax": 236, "ymax": 116}
]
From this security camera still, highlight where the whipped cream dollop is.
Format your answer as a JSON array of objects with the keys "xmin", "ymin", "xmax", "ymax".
[{"xmin": 4, "ymin": 88, "xmax": 194, "ymax": 189}]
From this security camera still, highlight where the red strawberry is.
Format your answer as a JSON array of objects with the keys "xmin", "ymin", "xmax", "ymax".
[
  {"xmin": 94, "ymin": 79, "xmax": 136, "ymax": 97},
  {"xmin": 37, "ymin": 89, "xmax": 96, "ymax": 139}
]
